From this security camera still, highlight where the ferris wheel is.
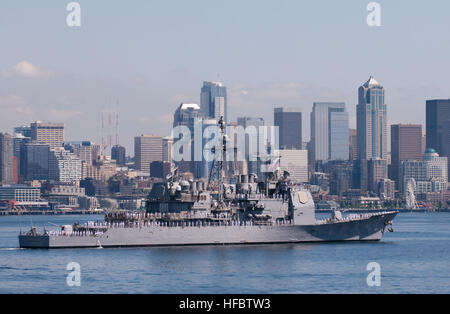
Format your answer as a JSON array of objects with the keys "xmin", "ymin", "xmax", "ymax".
[{"xmin": 405, "ymin": 178, "xmax": 419, "ymax": 210}]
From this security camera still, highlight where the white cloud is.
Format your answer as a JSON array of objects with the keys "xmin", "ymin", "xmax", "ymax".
[{"xmin": 12, "ymin": 60, "xmax": 52, "ymax": 78}]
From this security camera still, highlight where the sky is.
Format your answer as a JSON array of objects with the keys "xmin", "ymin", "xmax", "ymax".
[{"xmin": 1, "ymin": 0, "xmax": 450, "ymax": 153}]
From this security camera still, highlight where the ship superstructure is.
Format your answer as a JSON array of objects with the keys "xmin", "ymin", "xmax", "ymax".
[{"xmin": 18, "ymin": 117, "xmax": 398, "ymax": 249}]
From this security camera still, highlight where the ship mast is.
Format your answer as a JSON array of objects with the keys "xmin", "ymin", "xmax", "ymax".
[
  {"xmin": 217, "ymin": 116, "xmax": 226, "ymax": 204},
  {"xmin": 207, "ymin": 116, "xmax": 227, "ymax": 206}
]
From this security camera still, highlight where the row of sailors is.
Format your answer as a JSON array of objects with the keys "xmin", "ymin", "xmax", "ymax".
[
  {"xmin": 49, "ymin": 230, "xmax": 104, "ymax": 237},
  {"xmin": 105, "ymin": 212, "xmax": 232, "ymax": 222},
  {"xmin": 105, "ymin": 212, "xmax": 169, "ymax": 220},
  {"xmin": 50, "ymin": 218, "xmax": 295, "ymax": 236},
  {"xmin": 235, "ymin": 193, "xmax": 287, "ymax": 200},
  {"xmin": 104, "ymin": 218, "xmax": 292, "ymax": 228}
]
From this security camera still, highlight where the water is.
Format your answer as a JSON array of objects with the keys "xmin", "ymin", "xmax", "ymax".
[{"xmin": 0, "ymin": 213, "xmax": 449, "ymax": 293}]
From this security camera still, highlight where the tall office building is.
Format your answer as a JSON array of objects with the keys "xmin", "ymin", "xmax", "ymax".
[
  {"xmin": 65, "ymin": 141, "xmax": 94, "ymax": 166},
  {"xmin": 325, "ymin": 160, "xmax": 354, "ymax": 196},
  {"xmin": 200, "ymin": 81, "xmax": 227, "ymax": 122},
  {"xmin": 0, "ymin": 133, "xmax": 14, "ymax": 184},
  {"xmin": 274, "ymin": 107, "xmax": 302, "ymax": 150},
  {"xmin": 426, "ymin": 99, "xmax": 450, "ymax": 178},
  {"xmin": 14, "ymin": 126, "xmax": 32, "ymax": 138},
  {"xmin": 237, "ymin": 117, "xmax": 265, "ymax": 176},
  {"xmin": 378, "ymin": 179, "xmax": 395, "ymax": 200},
  {"xmin": 111, "ymin": 145, "xmax": 126, "ymax": 166},
  {"xmin": 390, "ymin": 124, "xmax": 423, "ymax": 188},
  {"xmin": 173, "ymin": 103, "xmax": 204, "ymax": 176},
  {"xmin": 310, "ymin": 102, "xmax": 349, "ymax": 163},
  {"xmin": 30, "ymin": 121, "xmax": 64, "ymax": 149},
  {"xmin": 162, "ymin": 137, "xmax": 173, "ymax": 164},
  {"xmin": 349, "ymin": 129, "xmax": 358, "ymax": 160},
  {"xmin": 174, "ymin": 103, "xmax": 204, "ymax": 128},
  {"xmin": 134, "ymin": 135, "xmax": 163, "ymax": 173},
  {"xmin": 49, "ymin": 148, "xmax": 82, "ymax": 183},
  {"xmin": 367, "ymin": 158, "xmax": 388, "ymax": 193},
  {"xmin": 199, "ymin": 118, "xmax": 219, "ymax": 179},
  {"xmin": 82, "ymin": 157, "xmax": 116, "ymax": 182},
  {"xmin": 91, "ymin": 144, "xmax": 104, "ymax": 164},
  {"xmin": 276, "ymin": 149, "xmax": 308, "ymax": 183},
  {"xmin": 24, "ymin": 143, "xmax": 50, "ymax": 181},
  {"xmin": 13, "ymin": 133, "xmax": 31, "ymax": 182},
  {"xmin": 357, "ymin": 76, "xmax": 387, "ymax": 160}
]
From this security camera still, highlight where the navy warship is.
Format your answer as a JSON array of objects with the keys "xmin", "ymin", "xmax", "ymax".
[{"xmin": 18, "ymin": 118, "xmax": 397, "ymax": 249}]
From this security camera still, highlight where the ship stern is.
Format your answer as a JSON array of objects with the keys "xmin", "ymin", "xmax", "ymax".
[{"xmin": 18, "ymin": 234, "xmax": 50, "ymax": 248}]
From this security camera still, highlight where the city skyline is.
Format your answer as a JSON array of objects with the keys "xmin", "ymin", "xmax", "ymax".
[
  {"xmin": 2, "ymin": 1, "xmax": 450, "ymax": 152},
  {"xmin": 2, "ymin": 86, "xmax": 448, "ymax": 157}
]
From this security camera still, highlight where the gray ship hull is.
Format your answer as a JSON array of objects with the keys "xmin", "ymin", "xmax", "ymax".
[{"xmin": 19, "ymin": 211, "xmax": 397, "ymax": 249}]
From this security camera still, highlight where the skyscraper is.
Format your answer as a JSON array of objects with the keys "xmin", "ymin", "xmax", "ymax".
[
  {"xmin": 14, "ymin": 126, "xmax": 32, "ymax": 138},
  {"xmin": 30, "ymin": 121, "xmax": 64, "ymax": 149},
  {"xmin": 134, "ymin": 135, "xmax": 163, "ymax": 173},
  {"xmin": 349, "ymin": 129, "xmax": 358, "ymax": 160},
  {"xmin": 237, "ymin": 117, "xmax": 265, "ymax": 176},
  {"xmin": 199, "ymin": 118, "xmax": 219, "ymax": 179},
  {"xmin": 200, "ymin": 81, "xmax": 227, "ymax": 122},
  {"xmin": 173, "ymin": 103, "xmax": 204, "ymax": 177},
  {"xmin": 274, "ymin": 107, "xmax": 302, "ymax": 150},
  {"xmin": 426, "ymin": 99, "xmax": 450, "ymax": 178},
  {"xmin": 173, "ymin": 103, "xmax": 204, "ymax": 129},
  {"xmin": 67, "ymin": 141, "xmax": 94, "ymax": 166},
  {"xmin": 390, "ymin": 124, "xmax": 423, "ymax": 188},
  {"xmin": 162, "ymin": 137, "xmax": 173, "ymax": 164},
  {"xmin": 367, "ymin": 158, "xmax": 388, "ymax": 193},
  {"xmin": 310, "ymin": 102, "xmax": 349, "ymax": 163},
  {"xmin": 24, "ymin": 143, "xmax": 50, "ymax": 181},
  {"xmin": 111, "ymin": 145, "xmax": 126, "ymax": 166},
  {"xmin": 49, "ymin": 148, "xmax": 82, "ymax": 183},
  {"xmin": 13, "ymin": 133, "xmax": 31, "ymax": 182},
  {"xmin": 276, "ymin": 149, "xmax": 308, "ymax": 183},
  {"xmin": 356, "ymin": 76, "xmax": 387, "ymax": 160},
  {"xmin": 0, "ymin": 133, "xmax": 14, "ymax": 184},
  {"xmin": 325, "ymin": 160, "xmax": 353, "ymax": 196}
]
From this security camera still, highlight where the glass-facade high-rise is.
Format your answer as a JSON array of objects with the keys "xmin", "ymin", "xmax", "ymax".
[
  {"xmin": 329, "ymin": 109, "xmax": 349, "ymax": 160},
  {"xmin": 274, "ymin": 107, "xmax": 302, "ymax": 150},
  {"xmin": 357, "ymin": 76, "xmax": 387, "ymax": 160},
  {"xmin": 111, "ymin": 145, "xmax": 126, "ymax": 166},
  {"xmin": 173, "ymin": 103, "xmax": 204, "ymax": 177},
  {"xmin": 0, "ymin": 133, "xmax": 14, "ymax": 184},
  {"xmin": 236, "ymin": 117, "xmax": 265, "ymax": 177},
  {"xmin": 200, "ymin": 81, "xmax": 227, "ymax": 122},
  {"xmin": 310, "ymin": 102, "xmax": 349, "ymax": 163},
  {"xmin": 426, "ymin": 99, "xmax": 450, "ymax": 178},
  {"xmin": 24, "ymin": 143, "xmax": 50, "ymax": 181}
]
